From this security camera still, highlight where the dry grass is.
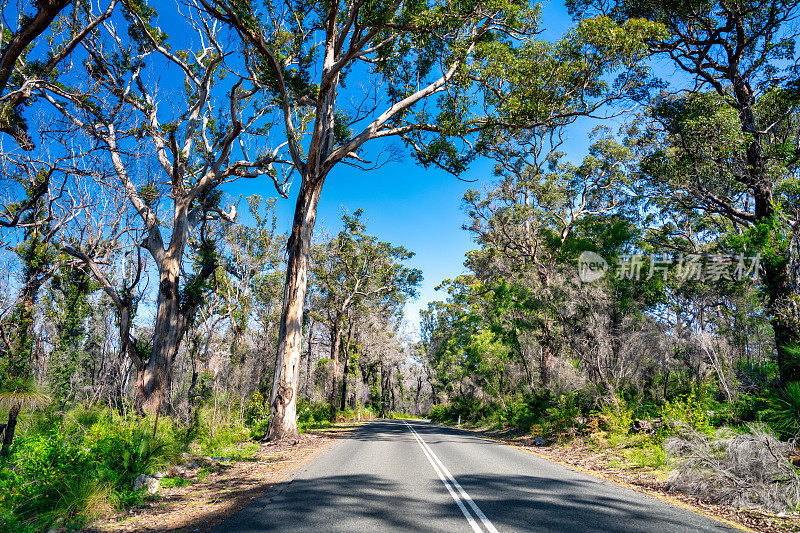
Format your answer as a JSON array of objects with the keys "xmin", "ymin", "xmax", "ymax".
[
  {"xmin": 665, "ymin": 425, "xmax": 800, "ymax": 513},
  {"xmin": 449, "ymin": 423, "xmax": 800, "ymax": 532}
]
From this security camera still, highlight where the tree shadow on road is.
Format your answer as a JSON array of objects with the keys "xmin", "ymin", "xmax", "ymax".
[{"xmin": 211, "ymin": 471, "xmax": 728, "ymax": 532}]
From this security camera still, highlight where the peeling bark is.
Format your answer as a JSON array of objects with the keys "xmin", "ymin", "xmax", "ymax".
[{"xmin": 267, "ymin": 178, "xmax": 325, "ymax": 441}]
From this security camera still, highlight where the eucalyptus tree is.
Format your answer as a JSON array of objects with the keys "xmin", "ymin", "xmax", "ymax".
[
  {"xmin": 463, "ymin": 132, "xmax": 637, "ymax": 387},
  {"xmin": 221, "ymin": 196, "xmax": 286, "ymax": 345},
  {"xmin": 420, "ymin": 281, "xmax": 486, "ymax": 400},
  {"xmin": 570, "ymin": 0, "xmax": 800, "ymax": 383},
  {"xmin": 40, "ymin": 3, "xmax": 289, "ymax": 412},
  {"xmin": 201, "ymin": 0, "xmax": 661, "ymax": 440},
  {"xmin": 205, "ymin": 195, "xmax": 286, "ymax": 399},
  {"xmin": 0, "ymin": 0, "xmax": 120, "ymax": 149},
  {"xmin": 313, "ymin": 209, "xmax": 421, "ymax": 420}
]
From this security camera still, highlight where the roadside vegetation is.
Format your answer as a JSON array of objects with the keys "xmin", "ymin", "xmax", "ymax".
[
  {"xmin": 0, "ymin": 0, "xmax": 799, "ymax": 530},
  {"xmin": 428, "ymin": 386, "xmax": 800, "ymax": 513},
  {"xmin": 0, "ymin": 397, "xmax": 376, "ymax": 531},
  {"xmin": 416, "ymin": 0, "xmax": 800, "ymax": 518}
]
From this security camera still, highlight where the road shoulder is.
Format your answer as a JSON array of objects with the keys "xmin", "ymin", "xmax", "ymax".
[
  {"xmin": 85, "ymin": 427, "xmax": 357, "ymax": 533},
  {"xmin": 432, "ymin": 421, "xmax": 800, "ymax": 533}
]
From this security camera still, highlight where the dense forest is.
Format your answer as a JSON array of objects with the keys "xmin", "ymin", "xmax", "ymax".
[{"xmin": 0, "ymin": 0, "xmax": 798, "ymax": 530}]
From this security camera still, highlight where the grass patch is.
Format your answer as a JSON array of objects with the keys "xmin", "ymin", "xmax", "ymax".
[
  {"xmin": 159, "ymin": 477, "xmax": 193, "ymax": 489},
  {"xmin": 196, "ymin": 467, "xmax": 211, "ymax": 481}
]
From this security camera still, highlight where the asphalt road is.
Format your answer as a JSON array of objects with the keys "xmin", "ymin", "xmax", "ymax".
[{"xmin": 214, "ymin": 419, "xmax": 737, "ymax": 533}]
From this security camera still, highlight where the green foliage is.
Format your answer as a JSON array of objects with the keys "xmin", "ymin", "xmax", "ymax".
[
  {"xmin": 138, "ymin": 183, "xmax": 160, "ymax": 206},
  {"xmin": 196, "ymin": 399, "xmax": 251, "ymax": 456},
  {"xmin": 122, "ymin": 0, "xmax": 169, "ymax": 53},
  {"xmin": 429, "ymin": 393, "xmax": 556, "ymax": 434},
  {"xmin": 428, "ymin": 403, "xmax": 453, "ymax": 423},
  {"xmin": 428, "ymin": 397, "xmax": 484, "ymax": 424},
  {"xmin": 385, "ymin": 412, "xmax": 416, "ymax": 420},
  {"xmin": 242, "ymin": 390, "xmax": 270, "ymax": 439},
  {"xmin": 602, "ymin": 398, "xmax": 635, "ymax": 436},
  {"xmin": 159, "ymin": 476, "xmax": 192, "ymax": 489},
  {"xmin": 620, "ymin": 440, "xmax": 666, "ymax": 469},
  {"xmin": 495, "ymin": 393, "xmax": 554, "ymax": 433},
  {"xmin": 180, "ymin": 238, "xmax": 219, "ymax": 316},
  {"xmin": 660, "ymin": 386, "xmax": 714, "ymax": 434},
  {"xmin": 45, "ymin": 264, "xmax": 96, "ymax": 406},
  {"xmin": 764, "ymin": 381, "xmax": 800, "ymax": 439},
  {"xmin": 732, "ymin": 392, "xmax": 766, "ymax": 423},
  {"xmin": 199, "ymin": 424, "xmax": 253, "ymax": 458},
  {"xmin": 0, "ymin": 407, "xmax": 183, "ymax": 531},
  {"xmin": 297, "ymin": 398, "xmax": 332, "ymax": 426}
]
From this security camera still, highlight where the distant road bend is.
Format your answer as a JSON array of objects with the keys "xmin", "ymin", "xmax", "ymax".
[{"xmin": 215, "ymin": 420, "xmax": 737, "ymax": 533}]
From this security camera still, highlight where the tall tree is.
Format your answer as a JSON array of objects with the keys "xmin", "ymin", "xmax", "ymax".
[
  {"xmin": 203, "ymin": 0, "xmax": 659, "ymax": 440},
  {"xmin": 41, "ymin": 3, "xmax": 289, "ymax": 411},
  {"xmin": 570, "ymin": 0, "xmax": 800, "ymax": 383},
  {"xmin": 464, "ymin": 131, "xmax": 637, "ymax": 387}
]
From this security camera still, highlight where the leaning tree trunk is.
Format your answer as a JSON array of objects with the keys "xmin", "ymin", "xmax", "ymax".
[{"xmin": 267, "ymin": 178, "xmax": 324, "ymax": 441}]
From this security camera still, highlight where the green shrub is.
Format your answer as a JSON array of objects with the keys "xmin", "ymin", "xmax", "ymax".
[
  {"xmin": 661, "ymin": 385, "xmax": 713, "ymax": 434},
  {"xmin": 437, "ymin": 397, "xmax": 488, "ymax": 423},
  {"xmin": 84, "ymin": 418, "xmax": 174, "ymax": 487},
  {"xmin": 243, "ymin": 391, "xmax": 268, "ymax": 428},
  {"xmin": 199, "ymin": 420, "xmax": 250, "ymax": 456},
  {"xmin": 243, "ymin": 391, "xmax": 270, "ymax": 439},
  {"xmin": 621, "ymin": 441, "xmax": 666, "ymax": 469},
  {"xmin": 0, "ymin": 408, "xmax": 187, "ymax": 531},
  {"xmin": 428, "ymin": 403, "xmax": 454, "ymax": 423},
  {"xmin": 297, "ymin": 398, "xmax": 331, "ymax": 424},
  {"xmin": 1, "ymin": 429, "xmax": 94, "ymax": 530},
  {"xmin": 429, "ymin": 393, "xmax": 555, "ymax": 432},
  {"xmin": 1, "ymin": 423, "xmax": 128, "ymax": 530},
  {"xmin": 733, "ymin": 392, "xmax": 768, "ymax": 422},
  {"xmin": 764, "ymin": 381, "xmax": 800, "ymax": 439},
  {"xmin": 603, "ymin": 397, "xmax": 635, "ymax": 436},
  {"xmin": 542, "ymin": 392, "xmax": 585, "ymax": 438}
]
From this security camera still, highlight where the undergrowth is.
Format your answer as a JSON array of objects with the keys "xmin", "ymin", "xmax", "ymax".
[{"xmin": 427, "ymin": 380, "xmax": 800, "ymax": 512}]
